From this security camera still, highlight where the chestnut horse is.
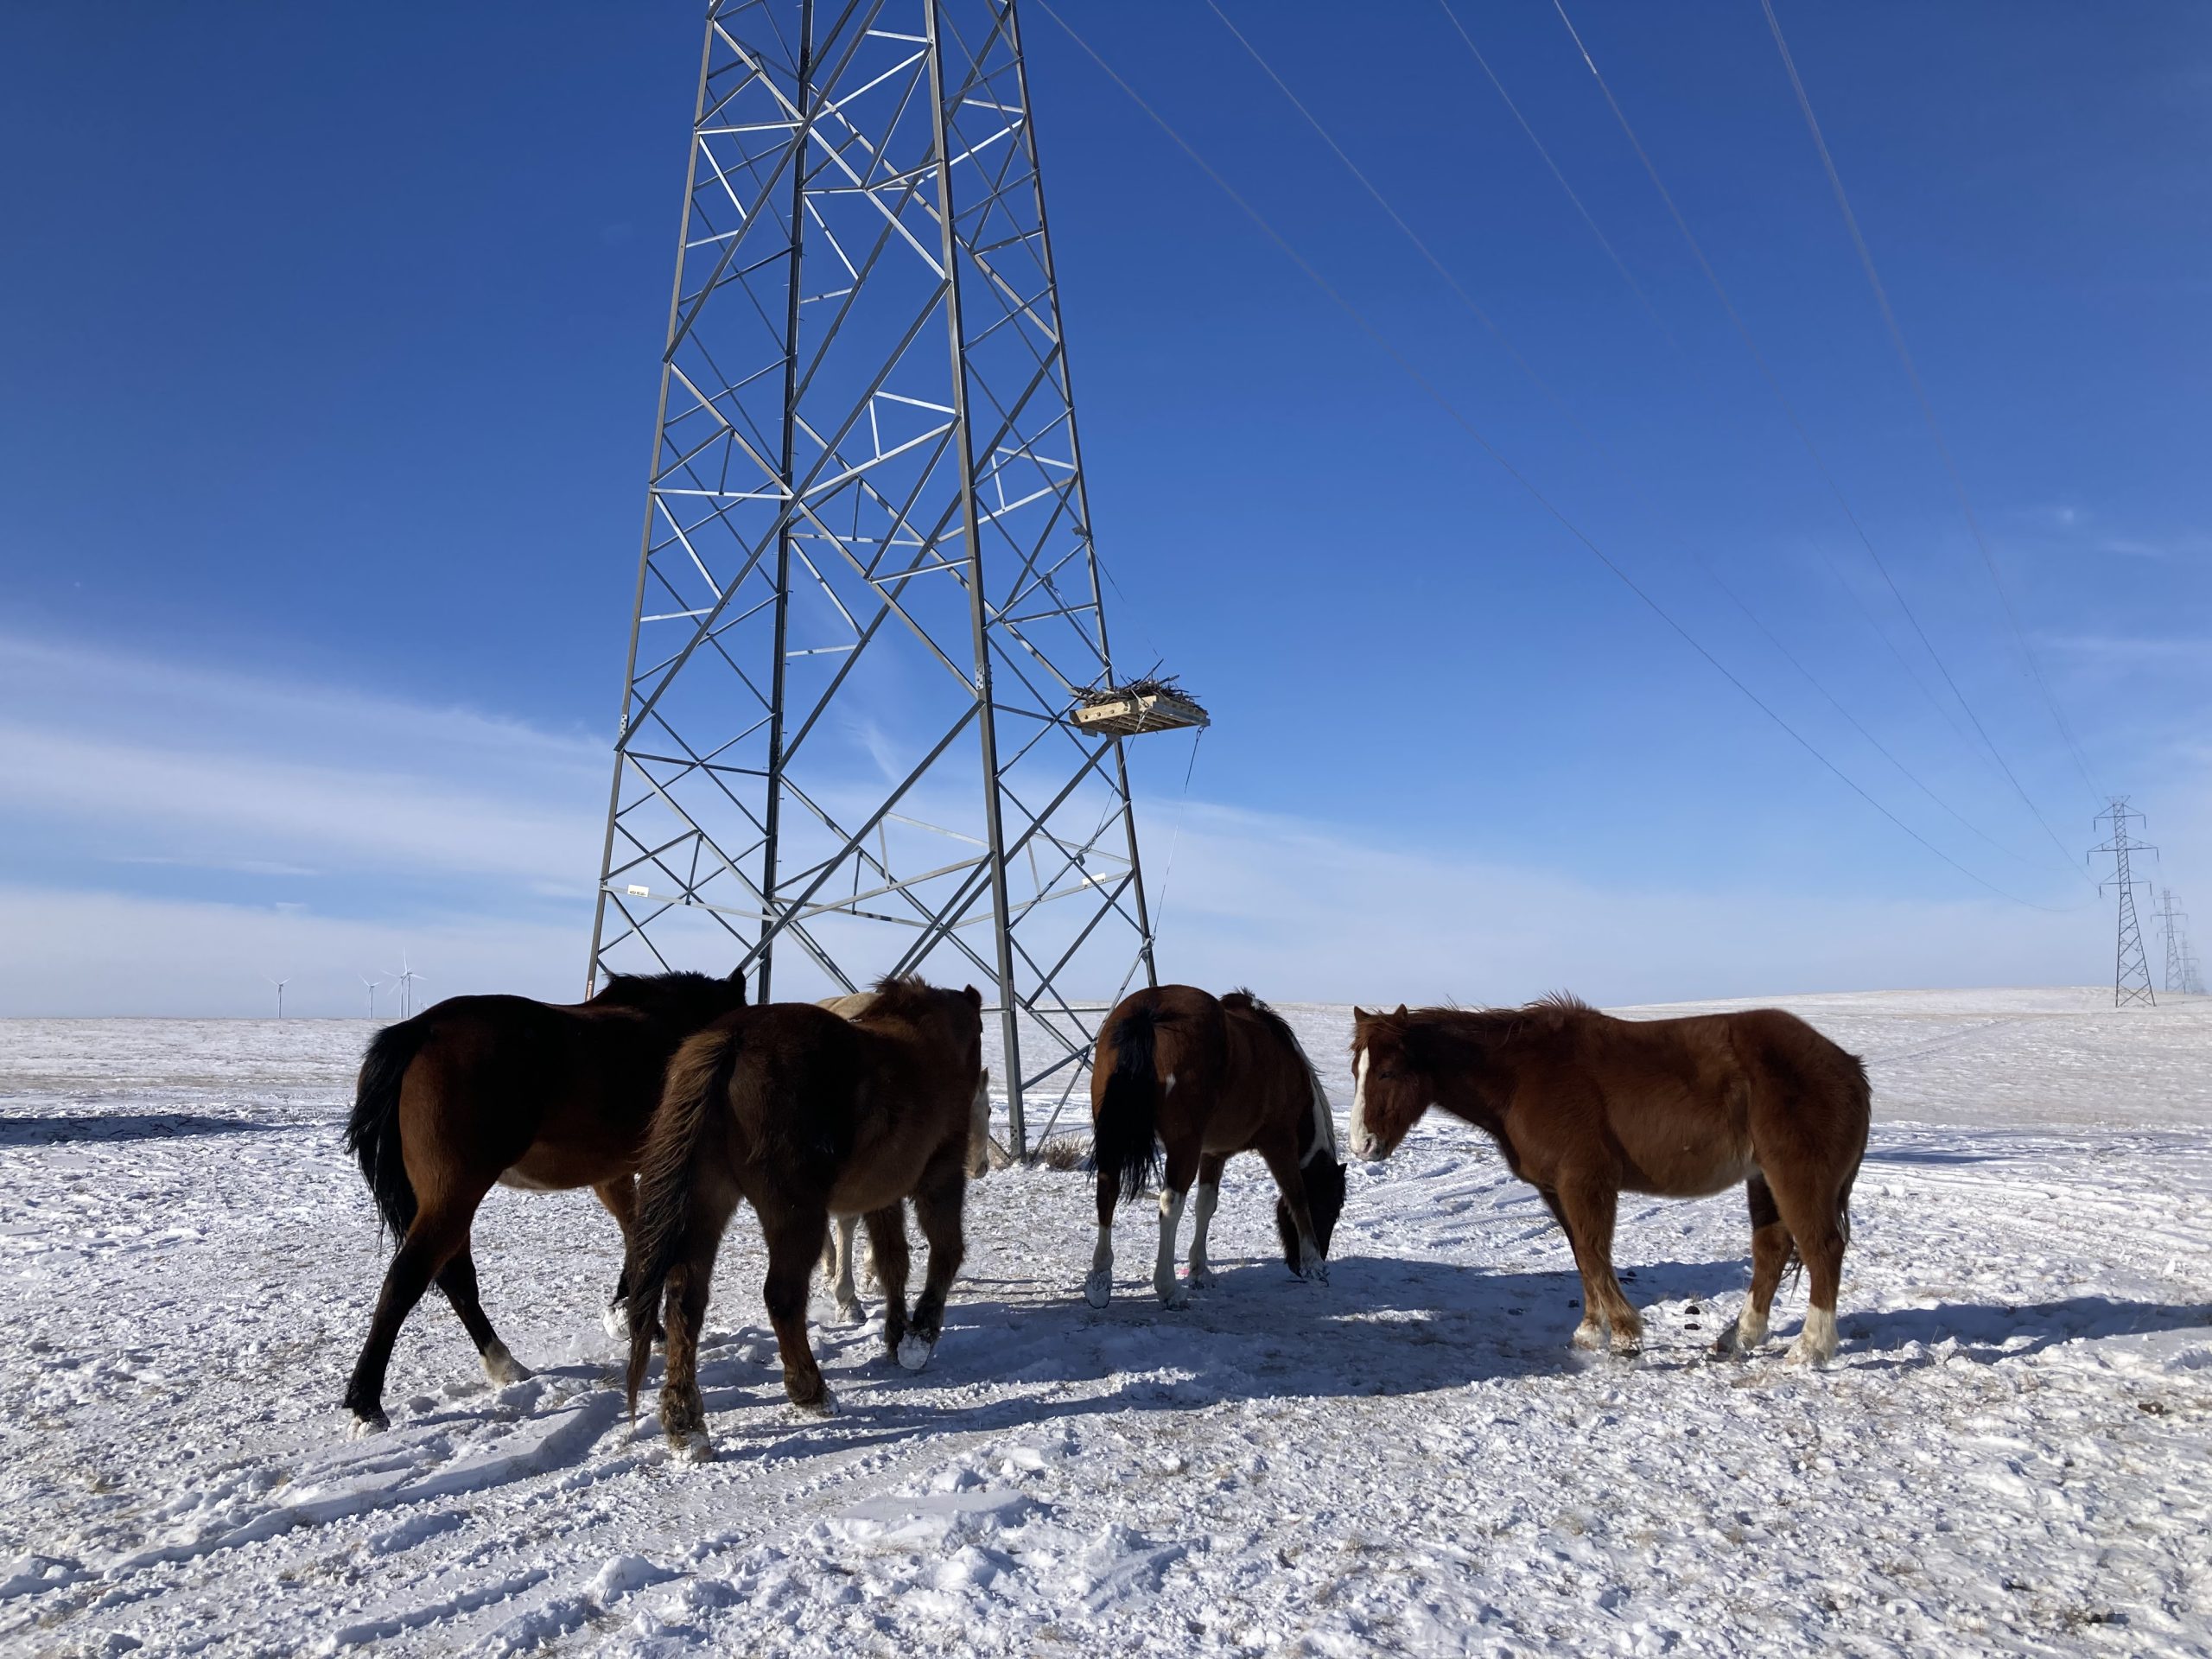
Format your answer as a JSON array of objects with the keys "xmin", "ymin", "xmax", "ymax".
[
  {"xmin": 1350, "ymin": 995, "xmax": 1869, "ymax": 1364},
  {"xmin": 341, "ymin": 967, "xmax": 749, "ymax": 1433},
  {"xmin": 813, "ymin": 990, "xmax": 998, "ymax": 1325},
  {"xmin": 1086, "ymin": 985, "xmax": 1347, "ymax": 1309},
  {"xmin": 625, "ymin": 976, "xmax": 982, "ymax": 1460}
]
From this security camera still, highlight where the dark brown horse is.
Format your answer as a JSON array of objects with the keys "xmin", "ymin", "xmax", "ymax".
[
  {"xmin": 341, "ymin": 968, "xmax": 748, "ymax": 1433},
  {"xmin": 812, "ymin": 989, "xmax": 998, "ymax": 1325},
  {"xmin": 624, "ymin": 976, "xmax": 982, "ymax": 1460},
  {"xmin": 1085, "ymin": 985, "xmax": 1346, "ymax": 1309},
  {"xmin": 1350, "ymin": 995, "xmax": 1869, "ymax": 1364}
]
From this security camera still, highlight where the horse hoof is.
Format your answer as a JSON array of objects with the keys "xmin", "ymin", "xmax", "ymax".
[
  {"xmin": 792, "ymin": 1385, "xmax": 839, "ymax": 1419},
  {"xmin": 835, "ymin": 1299, "xmax": 865, "ymax": 1327},
  {"xmin": 347, "ymin": 1409, "xmax": 390, "ymax": 1440},
  {"xmin": 896, "ymin": 1334, "xmax": 934, "ymax": 1372},
  {"xmin": 669, "ymin": 1428, "xmax": 715, "ymax": 1464},
  {"xmin": 1157, "ymin": 1286, "xmax": 1190, "ymax": 1312},
  {"xmin": 1300, "ymin": 1257, "xmax": 1331, "ymax": 1287},
  {"xmin": 1083, "ymin": 1270, "xmax": 1112, "ymax": 1309},
  {"xmin": 1570, "ymin": 1320, "xmax": 1605, "ymax": 1351},
  {"xmin": 482, "ymin": 1344, "xmax": 534, "ymax": 1387},
  {"xmin": 1786, "ymin": 1308, "xmax": 1839, "ymax": 1368},
  {"xmin": 601, "ymin": 1303, "xmax": 628, "ymax": 1342},
  {"xmin": 1185, "ymin": 1268, "xmax": 1218, "ymax": 1292}
]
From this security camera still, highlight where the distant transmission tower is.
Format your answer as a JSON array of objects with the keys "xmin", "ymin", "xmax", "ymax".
[
  {"xmin": 2152, "ymin": 887, "xmax": 2194, "ymax": 996},
  {"xmin": 2089, "ymin": 798, "xmax": 2157, "ymax": 1007},
  {"xmin": 588, "ymin": 1, "xmax": 1192, "ymax": 1153}
]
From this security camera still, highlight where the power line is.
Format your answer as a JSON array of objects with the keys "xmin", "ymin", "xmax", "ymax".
[
  {"xmin": 1545, "ymin": 0, "xmax": 2098, "ymax": 890},
  {"xmin": 1432, "ymin": 0, "xmax": 2010, "ymax": 804},
  {"xmin": 1206, "ymin": 0, "xmax": 2062, "ymax": 880},
  {"xmin": 1756, "ymin": 0, "xmax": 2104, "ymax": 804},
  {"xmin": 1033, "ymin": 0, "xmax": 2082, "ymax": 915}
]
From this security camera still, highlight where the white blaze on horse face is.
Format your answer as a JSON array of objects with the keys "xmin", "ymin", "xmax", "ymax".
[{"xmin": 1348, "ymin": 1046, "xmax": 1382, "ymax": 1162}]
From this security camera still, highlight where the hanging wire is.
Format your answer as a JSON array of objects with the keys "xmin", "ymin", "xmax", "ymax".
[
  {"xmin": 1755, "ymin": 0, "xmax": 2103, "ymax": 803},
  {"xmin": 1032, "ymin": 0, "xmax": 2090, "ymax": 914}
]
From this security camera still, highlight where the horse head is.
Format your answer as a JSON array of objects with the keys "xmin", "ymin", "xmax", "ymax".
[
  {"xmin": 593, "ymin": 966, "xmax": 748, "ymax": 1029},
  {"xmin": 1347, "ymin": 1004, "xmax": 1435, "ymax": 1162}
]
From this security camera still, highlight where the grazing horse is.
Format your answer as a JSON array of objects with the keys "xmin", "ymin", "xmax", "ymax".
[
  {"xmin": 1349, "ymin": 995, "xmax": 1869, "ymax": 1365},
  {"xmin": 625, "ymin": 976, "xmax": 983, "ymax": 1460},
  {"xmin": 1085, "ymin": 985, "xmax": 1347, "ymax": 1309},
  {"xmin": 813, "ymin": 989, "xmax": 999, "ymax": 1326},
  {"xmin": 340, "ymin": 968, "xmax": 749, "ymax": 1433}
]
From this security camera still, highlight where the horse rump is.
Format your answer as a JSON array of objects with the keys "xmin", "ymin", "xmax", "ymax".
[
  {"xmin": 623, "ymin": 1024, "xmax": 744, "ymax": 1413},
  {"xmin": 1274, "ymin": 1155, "xmax": 1348, "ymax": 1272},
  {"xmin": 346, "ymin": 1015, "xmax": 438, "ymax": 1243},
  {"xmin": 1093, "ymin": 1003, "xmax": 1167, "ymax": 1204}
]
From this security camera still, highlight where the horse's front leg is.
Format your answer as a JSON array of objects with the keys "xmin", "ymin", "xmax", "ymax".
[
  {"xmin": 1257, "ymin": 1138, "xmax": 1329, "ymax": 1285},
  {"xmin": 594, "ymin": 1176, "xmax": 660, "ymax": 1343},
  {"xmin": 1154, "ymin": 1141, "xmax": 1201, "ymax": 1309},
  {"xmin": 1185, "ymin": 1152, "xmax": 1229, "ymax": 1290},
  {"xmin": 863, "ymin": 1204, "xmax": 912, "ymax": 1360},
  {"xmin": 1554, "ymin": 1174, "xmax": 1641, "ymax": 1356},
  {"xmin": 900, "ymin": 1153, "xmax": 968, "ymax": 1370}
]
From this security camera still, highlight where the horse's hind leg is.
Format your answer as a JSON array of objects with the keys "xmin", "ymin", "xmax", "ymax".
[
  {"xmin": 1554, "ymin": 1176, "xmax": 1641, "ymax": 1356},
  {"xmin": 343, "ymin": 1195, "xmax": 480, "ymax": 1434},
  {"xmin": 760, "ymin": 1206, "xmax": 836, "ymax": 1416},
  {"xmin": 434, "ymin": 1250, "xmax": 531, "ymax": 1385},
  {"xmin": 1085, "ymin": 1169, "xmax": 1119, "ymax": 1308},
  {"xmin": 1153, "ymin": 1140, "xmax": 1201, "ymax": 1309},
  {"xmin": 1715, "ymin": 1174, "xmax": 1791, "ymax": 1357},
  {"xmin": 900, "ymin": 1156, "xmax": 968, "ymax": 1371},
  {"xmin": 1768, "ymin": 1170, "xmax": 1847, "ymax": 1367},
  {"xmin": 1185, "ymin": 1152, "xmax": 1229, "ymax": 1290}
]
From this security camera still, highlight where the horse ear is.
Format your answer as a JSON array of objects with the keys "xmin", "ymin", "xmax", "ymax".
[
  {"xmin": 1351, "ymin": 1006, "xmax": 1370, "ymax": 1021},
  {"xmin": 964, "ymin": 984, "xmax": 982, "ymax": 1007},
  {"xmin": 1391, "ymin": 1004, "xmax": 1408, "ymax": 1020}
]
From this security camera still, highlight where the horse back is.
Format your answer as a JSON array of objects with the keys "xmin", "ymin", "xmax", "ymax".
[{"xmin": 397, "ymin": 995, "xmax": 673, "ymax": 1183}]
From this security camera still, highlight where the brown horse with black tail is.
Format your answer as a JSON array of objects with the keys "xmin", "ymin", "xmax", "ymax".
[
  {"xmin": 341, "ymin": 967, "xmax": 748, "ymax": 1433},
  {"xmin": 624, "ymin": 976, "xmax": 982, "ymax": 1461},
  {"xmin": 1085, "ymin": 986, "xmax": 1346, "ymax": 1309},
  {"xmin": 1350, "ymin": 995, "xmax": 1869, "ymax": 1364}
]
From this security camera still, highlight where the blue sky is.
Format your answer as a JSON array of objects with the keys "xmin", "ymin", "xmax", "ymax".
[{"xmin": 2, "ymin": 3, "xmax": 2206, "ymax": 1014}]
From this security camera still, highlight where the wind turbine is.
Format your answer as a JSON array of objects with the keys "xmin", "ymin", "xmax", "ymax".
[
  {"xmin": 390, "ymin": 953, "xmax": 423, "ymax": 1020},
  {"xmin": 267, "ymin": 976, "xmax": 289, "ymax": 1019},
  {"xmin": 359, "ymin": 974, "xmax": 384, "ymax": 1019}
]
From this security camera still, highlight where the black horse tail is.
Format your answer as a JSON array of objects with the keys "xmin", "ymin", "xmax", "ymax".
[
  {"xmin": 1093, "ymin": 1004, "xmax": 1166, "ymax": 1205},
  {"xmin": 346, "ymin": 1016, "xmax": 437, "ymax": 1243},
  {"xmin": 625, "ymin": 1025, "xmax": 743, "ymax": 1414}
]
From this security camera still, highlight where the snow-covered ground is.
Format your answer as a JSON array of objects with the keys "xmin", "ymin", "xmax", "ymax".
[{"xmin": 2, "ymin": 988, "xmax": 2208, "ymax": 1656}]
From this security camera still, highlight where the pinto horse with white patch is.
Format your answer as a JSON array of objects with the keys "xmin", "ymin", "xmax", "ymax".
[
  {"xmin": 340, "ymin": 967, "xmax": 750, "ymax": 1433},
  {"xmin": 1085, "ymin": 986, "xmax": 1346, "ymax": 1309},
  {"xmin": 1350, "ymin": 995, "xmax": 1869, "ymax": 1364}
]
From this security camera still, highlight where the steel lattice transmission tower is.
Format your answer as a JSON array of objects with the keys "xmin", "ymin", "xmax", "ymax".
[
  {"xmin": 2088, "ymin": 798, "xmax": 2157, "ymax": 1008},
  {"xmin": 2152, "ymin": 887, "xmax": 2196, "ymax": 996},
  {"xmin": 588, "ymin": 0, "xmax": 1170, "ymax": 1153}
]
